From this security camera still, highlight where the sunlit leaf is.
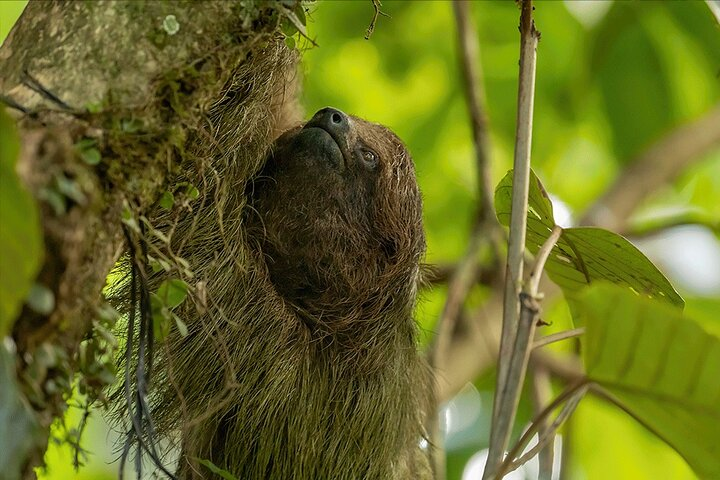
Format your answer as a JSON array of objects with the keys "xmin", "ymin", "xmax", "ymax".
[
  {"xmin": 579, "ymin": 283, "xmax": 720, "ymax": 479},
  {"xmin": 495, "ymin": 169, "xmax": 555, "ymax": 230},
  {"xmin": 0, "ymin": 109, "xmax": 42, "ymax": 335},
  {"xmin": 494, "ymin": 169, "xmax": 684, "ymax": 309}
]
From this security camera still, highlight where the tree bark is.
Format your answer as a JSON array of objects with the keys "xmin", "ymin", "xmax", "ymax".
[{"xmin": 0, "ymin": 2, "xmax": 299, "ymax": 477}]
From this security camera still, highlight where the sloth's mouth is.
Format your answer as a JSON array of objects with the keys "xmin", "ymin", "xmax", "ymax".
[{"xmin": 302, "ymin": 125, "xmax": 351, "ymax": 170}]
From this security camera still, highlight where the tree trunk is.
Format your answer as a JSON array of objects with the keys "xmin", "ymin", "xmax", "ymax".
[{"xmin": 0, "ymin": 2, "xmax": 300, "ymax": 477}]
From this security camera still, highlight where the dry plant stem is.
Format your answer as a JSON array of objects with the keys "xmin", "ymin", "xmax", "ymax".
[
  {"xmin": 532, "ymin": 327, "xmax": 585, "ymax": 350},
  {"xmin": 485, "ymin": 223, "xmax": 561, "ymax": 480},
  {"xmin": 530, "ymin": 362, "xmax": 554, "ymax": 480},
  {"xmin": 581, "ymin": 103, "xmax": 720, "ymax": 231},
  {"xmin": 453, "ymin": 0, "xmax": 495, "ymax": 224},
  {"xmin": 365, "ymin": 0, "xmax": 388, "ymax": 40},
  {"xmin": 528, "ymin": 226, "xmax": 562, "ymax": 295},
  {"xmin": 498, "ymin": 382, "xmax": 589, "ymax": 479},
  {"xmin": 491, "ymin": 0, "xmax": 540, "ymax": 436},
  {"xmin": 430, "ymin": 3, "xmax": 502, "ymax": 476}
]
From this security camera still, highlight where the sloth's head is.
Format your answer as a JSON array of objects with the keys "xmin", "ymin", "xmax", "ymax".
[{"xmin": 248, "ymin": 107, "xmax": 425, "ymax": 316}]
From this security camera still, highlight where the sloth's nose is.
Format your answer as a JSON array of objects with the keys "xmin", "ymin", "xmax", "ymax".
[{"xmin": 310, "ymin": 107, "xmax": 350, "ymax": 136}]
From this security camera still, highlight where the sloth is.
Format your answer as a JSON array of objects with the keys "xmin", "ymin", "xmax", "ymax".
[{"xmin": 120, "ymin": 105, "xmax": 432, "ymax": 479}]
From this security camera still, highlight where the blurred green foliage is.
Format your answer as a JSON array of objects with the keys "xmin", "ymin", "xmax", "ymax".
[{"xmin": 2, "ymin": 0, "xmax": 719, "ymax": 479}]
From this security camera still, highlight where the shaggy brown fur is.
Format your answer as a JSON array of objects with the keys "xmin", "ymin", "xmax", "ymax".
[{"xmin": 113, "ymin": 41, "xmax": 431, "ymax": 479}]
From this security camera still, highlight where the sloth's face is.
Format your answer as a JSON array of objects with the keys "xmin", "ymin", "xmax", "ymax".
[{"xmin": 248, "ymin": 108, "xmax": 425, "ymax": 310}]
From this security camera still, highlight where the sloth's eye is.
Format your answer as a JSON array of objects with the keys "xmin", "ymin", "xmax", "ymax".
[{"xmin": 361, "ymin": 149, "xmax": 378, "ymax": 170}]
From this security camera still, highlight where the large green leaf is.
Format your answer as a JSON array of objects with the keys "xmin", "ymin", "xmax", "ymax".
[
  {"xmin": 0, "ymin": 110, "xmax": 42, "ymax": 335},
  {"xmin": 579, "ymin": 283, "xmax": 720, "ymax": 479},
  {"xmin": 494, "ymin": 169, "xmax": 684, "ymax": 310}
]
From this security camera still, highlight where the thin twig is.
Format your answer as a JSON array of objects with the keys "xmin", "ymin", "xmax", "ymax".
[
  {"xmin": 453, "ymin": 0, "xmax": 495, "ymax": 227},
  {"xmin": 429, "ymin": 3, "xmax": 502, "ymax": 476},
  {"xmin": 532, "ymin": 327, "xmax": 585, "ymax": 350},
  {"xmin": 527, "ymin": 226, "xmax": 562, "ymax": 295},
  {"xmin": 529, "ymin": 362, "xmax": 554, "ymax": 480},
  {"xmin": 486, "ymin": 223, "xmax": 560, "ymax": 480},
  {"xmin": 498, "ymin": 382, "xmax": 589, "ymax": 478},
  {"xmin": 365, "ymin": 0, "xmax": 389, "ymax": 40},
  {"xmin": 490, "ymin": 4, "xmax": 541, "ymax": 463}
]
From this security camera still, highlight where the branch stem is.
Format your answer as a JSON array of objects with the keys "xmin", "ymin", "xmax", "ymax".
[
  {"xmin": 484, "ymin": 3, "xmax": 540, "ymax": 477},
  {"xmin": 498, "ymin": 382, "xmax": 589, "ymax": 478},
  {"xmin": 530, "ymin": 362, "xmax": 554, "ymax": 480},
  {"xmin": 453, "ymin": 0, "xmax": 494, "ymax": 224},
  {"xmin": 533, "ymin": 327, "xmax": 586, "ymax": 350}
]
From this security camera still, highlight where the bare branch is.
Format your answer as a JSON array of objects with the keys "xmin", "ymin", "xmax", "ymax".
[
  {"xmin": 530, "ymin": 362, "xmax": 554, "ymax": 480},
  {"xmin": 581, "ymin": 104, "xmax": 720, "ymax": 231},
  {"xmin": 491, "ymin": 2, "xmax": 541, "ymax": 444},
  {"xmin": 365, "ymin": 0, "xmax": 389, "ymax": 40},
  {"xmin": 486, "ymin": 223, "xmax": 559, "ymax": 478},
  {"xmin": 453, "ymin": 0, "xmax": 495, "ymax": 226},
  {"xmin": 498, "ymin": 382, "xmax": 589, "ymax": 479},
  {"xmin": 532, "ymin": 327, "xmax": 585, "ymax": 350},
  {"xmin": 430, "ymin": 4, "xmax": 507, "ymax": 475},
  {"xmin": 528, "ymin": 225, "xmax": 562, "ymax": 295}
]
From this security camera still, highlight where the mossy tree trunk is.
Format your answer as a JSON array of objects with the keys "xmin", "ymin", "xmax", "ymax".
[{"xmin": 0, "ymin": 2, "xmax": 300, "ymax": 478}]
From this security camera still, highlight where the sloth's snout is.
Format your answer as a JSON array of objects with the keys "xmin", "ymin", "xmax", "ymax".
[{"xmin": 308, "ymin": 107, "xmax": 350, "ymax": 137}]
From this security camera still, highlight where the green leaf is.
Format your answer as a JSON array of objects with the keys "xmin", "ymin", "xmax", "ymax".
[
  {"xmin": 84, "ymin": 102, "xmax": 103, "ymax": 114},
  {"xmin": 495, "ymin": 169, "xmax": 555, "ymax": 230},
  {"xmin": 0, "ymin": 344, "xmax": 44, "ymax": 480},
  {"xmin": 74, "ymin": 138, "xmax": 96, "ymax": 150},
  {"xmin": 195, "ymin": 458, "xmax": 239, "ymax": 480},
  {"xmin": 186, "ymin": 184, "xmax": 199, "ymax": 200},
  {"xmin": 176, "ymin": 182, "xmax": 199, "ymax": 201},
  {"xmin": 74, "ymin": 138, "xmax": 101, "ymax": 165},
  {"xmin": 150, "ymin": 293, "xmax": 171, "ymax": 342},
  {"xmin": 156, "ymin": 279, "xmax": 188, "ymax": 309},
  {"xmin": 544, "ymin": 227, "xmax": 683, "ymax": 310},
  {"xmin": 121, "ymin": 118, "xmax": 144, "ymax": 133},
  {"xmin": 494, "ymin": 169, "xmax": 684, "ymax": 310},
  {"xmin": 80, "ymin": 147, "xmax": 101, "ymax": 165},
  {"xmin": 159, "ymin": 191, "xmax": 174, "ymax": 210},
  {"xmin": 0, "ymin": 109, "xmax": 42, "ymax": 335},
  {"xmin": 579, "ymin": 283, "xmax": 720, "ymax": 479}
]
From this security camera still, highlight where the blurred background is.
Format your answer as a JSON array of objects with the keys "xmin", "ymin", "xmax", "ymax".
[{"xmin": 2, "ymin": 1, "xmax": 719, "ymax": 479}]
